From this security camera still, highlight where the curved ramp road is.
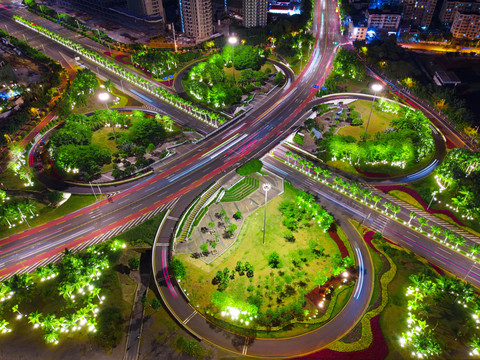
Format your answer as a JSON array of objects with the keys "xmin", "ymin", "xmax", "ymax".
[{"xmin": 0, "ymin": 0, "xmax": 341, "ymax": 279}]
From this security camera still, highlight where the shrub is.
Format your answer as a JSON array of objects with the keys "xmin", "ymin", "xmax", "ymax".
[
  {"xmin": 169, "ymin": 258, "xmax": 186, "ymax": 280},
  {"xmin": 128, "ymin": 257, "xmax": 140, "ymax": 270},
  {"xmin": 268, "ymin": 252, "xmax": 281, "ymax": 268},
  {"xmin": 237, "ymin": 159, "xmax": 263, "ymax": 175}
]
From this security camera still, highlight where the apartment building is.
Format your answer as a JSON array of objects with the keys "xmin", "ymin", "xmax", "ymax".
[
  {"xmin": 179, "ymin": 0, "xmax": 214, "ymax": 43},
  {"xmin": 243, "ymin": 0, "xmax": 268, "ymax": 28}
]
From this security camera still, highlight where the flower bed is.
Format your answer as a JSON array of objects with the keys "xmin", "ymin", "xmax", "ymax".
[{"xmin": 374, "ymin": 184, "xmax": 465, "ymax": 226}]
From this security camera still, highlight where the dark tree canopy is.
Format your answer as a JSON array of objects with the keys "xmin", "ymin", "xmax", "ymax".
[{"xmin": 129, "ymin": 117, "xmax": 166, "ymax": 146}]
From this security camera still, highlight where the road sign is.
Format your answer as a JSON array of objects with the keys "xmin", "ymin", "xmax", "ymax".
[
  {"xmin": 313, "ymin": 85, "xmax": 319, "ymax": 89},
  {"xmin": 321, "ymin": 86, "xmax": 327, "ymax": 91}
]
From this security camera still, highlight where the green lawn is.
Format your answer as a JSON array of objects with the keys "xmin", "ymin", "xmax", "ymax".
[
  {"xmin": 221, "ymin": 176, "xmax": 259, "ymax": 202},
  {"xmin": 178, "ymin": 183, "xmax": 347, "ymax": 333},
  {"xmin": 337, "ymin": 100, "xmax": 394, "ymax": 140},
  {"xmin": 115, "ymin": 211, "xmax": 166, "ymax": 246}
]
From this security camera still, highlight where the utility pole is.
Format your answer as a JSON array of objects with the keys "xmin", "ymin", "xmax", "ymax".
[{"xmin": 262, "ymin": 183, "xmax": 271, "ymax": 245}]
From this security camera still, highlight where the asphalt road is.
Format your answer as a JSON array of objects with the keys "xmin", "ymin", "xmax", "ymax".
[
  {"xmin": 0, "ymin": 0, "xmax": 340, "ymax": 277},
  {"xmin": 263, "ymin": 153, "xmax": 480, "ymax": 289}
]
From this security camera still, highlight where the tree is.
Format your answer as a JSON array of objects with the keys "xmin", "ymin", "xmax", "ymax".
[
  {"xmin": 274, "ymin": 72, "xmax": 286, "ymax": 86},
  {"xmin": 391, "ymin": 205, "xmax": 401, "ymax": 218},
  {"xmin": 268, "ymin": 252, "xmax": 280, "ymax": 268},
  {"xmin": 233, "ymin": 211, "xmax": 242, "ymax": 220},
  {"xmin": 417, "ymin": 217, "xmax": 429, "ymax": 232},
  {"xmin": 469, "ymin": 243, "xmax": 480, "ymax": 257},
  {"xmin": 361, "ymin": 188, "xmax": 372, "ymax": 202},
  {"xmin": 200, "ymin": 243, "xmax": 209, "ymax": 254},
  {"xmin": 408, "ymin": 211, "xmax": 416, "ymax": 225},
  {"xmin": 169, "ymin": 258, "xmax": 186, "ymax": 280},
  {"xmin": 429, "ymin": 225, "xmax": 442, "ymax": 238},
  {"xmin": 129, "ymin": 117, "xmax": 166, "ymax": 146},
  {"xmin": 128, "ymin": 257, "xmax": 140, "ymax": 270},
  {"xmin": 372, "ymin": 195, "xmax": 382, "ymax": 208}
]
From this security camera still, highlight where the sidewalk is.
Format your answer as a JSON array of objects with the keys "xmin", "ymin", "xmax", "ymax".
[{"xmin": 175, "ymin": 171, "xmax": 284, "ymax": 264}]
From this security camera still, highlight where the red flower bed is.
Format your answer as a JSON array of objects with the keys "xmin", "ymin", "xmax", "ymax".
[
  {"xmin": 329, "ymin": 227, "xmax": 349, "ymax": 258},
  {"xmin": 363, "ymin": 231, "xmax": 399, "ymax": 252},
  {"xmin": 294, "ymin": 315, "xmax": 388, "ymax": 360},
  {"xmin": 354, "ymin": 167, "xmax": 391, "ymax": 178},
  {"xmin": 375, "ymin": 184, "xmax": 465, "ymax": 226}
]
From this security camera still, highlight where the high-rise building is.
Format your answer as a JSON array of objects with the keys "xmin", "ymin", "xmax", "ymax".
[
  {"xmin": 243, "ymin": 0, "xmax": 268, "ymax": 28},
  {"xmin": 439, "ymin": 0, "xmax": 480, "ymax": 24},
  {"xmin": 179, "ymin": 0, "xmax": 214, "ymax": 43},
  {"xmin": 402, "ymin": 0, "xmax": 437, "ymax": 27},
  {"xmin": 366, "ymin": 9, "xmax": 402, "ymax": 30},
  {"xmin": 127, "ymin": 0, "xmax": 165, "ymax": 19},
  {"xmin": 450, "ymin": 9, "xmax": 480, "ymax": 38}
]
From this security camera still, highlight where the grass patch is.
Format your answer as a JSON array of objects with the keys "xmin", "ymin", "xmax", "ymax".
[
  {"xmin": 115, "ymin": 210, "xmax": 166, "ymax": 246},
  {"xmin": 221, "ymin": 176, "xmax": 259, "ymax": 202},
  {"xmin": 292, "ymin": 132, "xmax": 304, "ymax": 146},
  {"xmin": 175, "ymin": 197, "xmax": 201, "ymax": 238},
  {"xmin": 336, "ymin": 100, "xmax": 393, "ymax": 140},
  {"xmin": 178, "ymin": 184, "xmax": 347, "ymax": 335},
  {"xmin": 237, "ymin": 159, "xmax": 263, "ymax": 176}
]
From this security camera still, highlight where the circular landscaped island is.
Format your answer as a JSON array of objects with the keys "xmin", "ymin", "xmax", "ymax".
[{"xmin": 172, "ymin": 175, "xmax": 357, "ymax": 337}]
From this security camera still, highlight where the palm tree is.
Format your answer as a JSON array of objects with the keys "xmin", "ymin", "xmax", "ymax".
[
  {"xmin": 453, "ymin": 235, "xmax": 466, "ymax": 249},
  {"xmin": 408, "ymin": 211, "xmax": 416, "ymax": 225},
  {"xmin": 334, "ymin": 176, "xmax": 343, "ymax": 189},
  {"xmin": 372, "ymin": 195, "xmax": 382, "ymax": 208},
  {"xmin": 383, "ymin": 201, "xmax": 392, "ymax": 214},
  {"xmin": 443, "ymin": 229, "xmax": 455, "ymax": 244},
  {"xmin": 361, "ymin": 189, "xmax": 372, "ymax": 202},
  {"xmin": 305, "ymin": 161, "xmax": 313, "ymax": 175},
  {"xmin": 417, "ymin": 217, "xmax": 429, "ymax": 232},
  {"xmin": 391, "ymin": 205, "xmax": 401, "ymax": 219},
  {"xmin": 349, "ymin": 182, "xmax": 361, "ymax": 198},
  {"xmin": 314, "ymin": 166, "xmax": 322, "ymax": 179},
  {"xmin": 322, "ymin": 169, "xmax": 331, "ymax": 181},
  {"xmin": 28, "ymin": 311, "xmax": 42, "ymax": 329},
  {"xmin": 285, "ymin": 151, "xmax": 292, "ymax": 165},
  {"xmin": 0, "ymin": 319, "xmax": 11, "ymax": 333},
  {"xmin": 468, "ymin": 243, "xmax": 480, "ymax": 258},
  {"xmin": 429, "ymin": 225, "xmax": 442, "ymax": 239}
]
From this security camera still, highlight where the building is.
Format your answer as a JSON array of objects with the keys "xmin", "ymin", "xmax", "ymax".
[
  {"xmin": 348, "ymin": 21, "xmax": 368, "ymax": 40},
  {"xmin": 450, "ymin": 9, "xmax": 480, "ymax": 38},
  {"xmin": 440, "ymin": 0, "xmax": 480, "ymax": 24},
  {"xmin": 60, "ymin": 0, "xmax": 165, "ymax": 28},
  {"xmin": 402, "ymin": 0, "xmax": 437, "ymax": 28},
  {"xmin": 179, "ymin": 0, "xmax": 214, "ymax": 43},
  {"xmin": 366, "ymin": 9, "xmax": 401, "ymax": 30},
  {"xmin": 127, "ymin": 0, "xmax": 165, "ymax": 19},
  {"xmin": 243, "ymin": 0, "xmax": 268, "ymax": 27}
]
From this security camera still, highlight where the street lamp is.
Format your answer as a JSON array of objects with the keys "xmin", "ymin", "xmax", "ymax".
[
  {"xmin": 363, "ymin": 83, "xmax": 383, "ymax": 141},
  {"xmin": 262, "ymin": 183, "xmax": 271, "ymax": 245},
  {"xmin": 228, "ymin": 36, "xmax": 238, "ymax": 83},
  {"xmin": 98, "ymin": 92, "xmax": 116, "ymax": 141}
]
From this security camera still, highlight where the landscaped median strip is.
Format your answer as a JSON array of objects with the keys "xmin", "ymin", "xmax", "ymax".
[
  {"xmin": 13, "ymin": 16, "xmax": 224, "ymax": 128},
  {"xmin": 274, "ymin": 151, "xmax": 480, "ymax": 265}
]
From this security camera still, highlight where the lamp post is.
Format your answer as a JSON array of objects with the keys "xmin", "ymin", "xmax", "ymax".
[
  {"xmin": 98, "ymin": 92, "xmax": 116, "ymax": 141},
  {"xmin": 262, "ymin": 183, "xmax": 271, "ymax": 245},
  {"xmin": 363, "ymin": 83, "xmax": 383, "ymax": 141},
  {"xmin": 228, "ymin": 36, "xmax": 238, "ymax": 83}
]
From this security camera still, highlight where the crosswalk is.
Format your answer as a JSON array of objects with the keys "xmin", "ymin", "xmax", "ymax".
[{"xmin": 0, "ymin": 199, "xmax": 178, "ymax": 281}]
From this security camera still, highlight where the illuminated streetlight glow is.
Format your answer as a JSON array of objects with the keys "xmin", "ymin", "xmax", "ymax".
[
  {"xmin": 228, "ymin": 36, "xmax": 238, "ymax": 82},
  {"xmin": 363, "ymin": 83, "xmax": 384, "ymax": 141}
]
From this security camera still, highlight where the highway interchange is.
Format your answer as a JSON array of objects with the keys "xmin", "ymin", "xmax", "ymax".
[{"xmin": 1, "ymin": 0, "xmax": 480, "ymax": 357}]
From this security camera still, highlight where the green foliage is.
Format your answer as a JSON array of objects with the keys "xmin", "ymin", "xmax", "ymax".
[
  {"xmin": 50, "ymin": 121, "xmax": 93, "ymax": 147},
  {"xmin": 332, "ymin": 48, "xmax": 366, "ymax": 81},
  {"xmin": 95, "ymin": 306, "xmax": 124, "ymax": 350},
  {"xmin": 200, "ymin": 243, "xmax": 209, "ymax": 253},
  {"xmin": 174, "ymin": 336, "xmax": 205, "ymax": 359},
  {"xmin": 292, "ymin": 132, "xmax": 304, "ymax": 145},
  {"xmin": 268, "ymin": 252, "xmax": 281, "ymax": 268},
  {"xmin": 129, "ymin": 117, "xmax": 166, "ymax": 146},
  {"xmin": 222, "ymin": 45, "xmax": 266, "ymax": 70},
  {"xmin": 273, "ymin": 72, "xmax": 286, "ymax": 86},
  {"xmin": 222, "ymin": 177, "xmax": 259, "ymax": 202},
  {"xmin": 169, "ymin": 258, "xmax": 186, "ymax": 280},
  {"xmin": 151, "ymin": 297, "xmax": 161, "ymax": 310},
  {"xmin": 128, "ymin": 257, "xmax": 140, "ymax": 270},
  {"xmin": 53, "ymin": 144, "xmax": 111, "ymax": 179},
  {"xmin": 321, "ymin": 107, "xmax": 434, "ymax": 168},
  {"xmin": 47, "ymin": 191, "xmax": 63, "ymax": 206},
  {"xmin": 236, "ymin": 159, "xmax": 263, "ymax": 176}
]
